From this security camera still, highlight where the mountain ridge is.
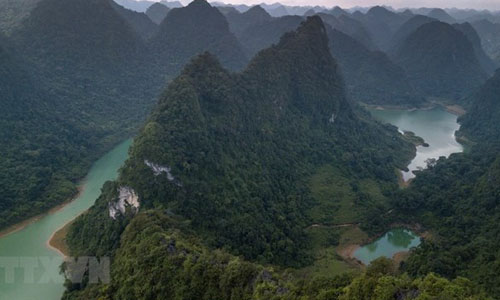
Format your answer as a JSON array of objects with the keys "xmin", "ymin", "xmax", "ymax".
[
  {"xmin": 394, "ymin": 21, "xmax": 488, "ymax": 100},
  {"xmin": 150, "ymin": 0, "xmax": 247, "ymax": 73}
]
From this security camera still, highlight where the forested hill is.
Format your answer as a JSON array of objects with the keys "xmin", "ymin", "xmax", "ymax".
[
  {"xmin": 391, "ymin": 65, "xmax": 500, "ymax": 297},
  {"xmin": 327, "ymin": 28, "xmax": 424, "ymax": 107},
  {"xmin": 62, "ymin": 17, "xmax": 426, "ymax": 299},
  {"xmin": 145, "ymin": 2, "xmax": 169, "ymax": 24},
  {"xmin": 313, "ymin": 13, "xmax": 375, "ymax": 50},
  {"xmin": 389, "ymin": 15, "xmax": 437, "ymax": 50},
  {"xmin": 225, "ymin": 5, "xmax": 272, "ymax": 36},
  {"xmin": 150, "ymin": 0, "xmax": 247, "ymax": 73},
  {"xmin": 0, "ymin": 0, "xmax": 163, "ymax": 230},
  {"xmin": 452, "ymin": 22, "xmax": 498, "ymax": 75},
  {"xmin": 459, "ymin": 69, "xmax": 500, "ymax": 142},
  {"xmin": 0, "ymin": 0, "xmax": 256, "ymax": 233},
  {"xmin": 12, "ymin": 0, "xmax": 159, "ymax": 126},
  {"xmin": 353, "ymin": 6, "xmax": 411, "ymax": 51},
  {"xmin": 0, "ymin": 43, "xmax": 94, "ymax": 229},
  {"xmin": 61, "ymin": 16, "xmax": 496, "ymax": 299},
  {"xmin": 394, "ymin": 21, "xmax": 488, "ymax": 101},
  {"xmin": 109, "ymin": 0, "xmax": 158, "ymax": 39},
  {"xmin": 232, "ymin": 13, "xmax": 423, "ymax": 106}
]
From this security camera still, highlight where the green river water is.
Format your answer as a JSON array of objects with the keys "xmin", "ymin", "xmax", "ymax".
[
  {"xmin": 0, "ymin": 108, "xmax": 465, "ymax": 297},
  {"xmin": 0, "ymin": 139, "xmax": 132, "ymax": 300},
  {"xmin": 369, "ymin": 107, "xmax": 463, "ymax": 181}
]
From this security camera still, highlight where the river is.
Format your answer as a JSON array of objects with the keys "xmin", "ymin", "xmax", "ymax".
[
  {"xmin": 0, "ymin": 107, "xmax": 465, "ymax": 297},
  {"xmin": 369, "ymin": 107, "xmax": 463, "ymax": 181},
  {"xmin": 0, "ymin": 139, "xmax": 132, "ymax": 300}
]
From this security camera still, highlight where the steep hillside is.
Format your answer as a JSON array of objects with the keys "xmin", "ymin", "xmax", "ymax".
[
  {"xmin": 0, "ymin": 0, "xmax": 40, "ymax": 34},
  {"xmin": 427, "ymin": 8, "xmax": 456, "ymax": 23},
  {"xmin": 472, "ymin": 19, "xmax": 500, "ymax": 64},
  {"xmin": 394, "ymin": 69, "xmax": 500, "ymax": 298},
  {"xmin": 354, "ymin": 6, "xmax": 411, "ymax": 50},
  {"xmin": 262, "ymin": 3, "xmax": 288, "ymax": 17},
  {"xmin": 150, "ymin": 0, "xmax": 247, "ymax": 73},
  {"xmin": 389, "ymin": 14, "xmax": 436, "ymax": 51},
  {"xmin": 61, "ymin": 17, "xmax": 494, "ymax": 300},
  {"xmin": 318, "ymin": 13, "xmax": 375, "ymax": 49},
  {"xmin": 237, "ymin": 15, "xmax": 303, "ymax": 58},
  {"xmin": 110, "ymin": 0, "xmax": 158, "ymax": 39},
  {"xmin": 235, "ymin": 14, "xmax": 421, "ymax": 106},
  {"xmin": 0, "ymin": 0, "xmax": 164, "ymax": 230},
  {"xmin": 459, "ymin": 70, "xmax": 500, "ymax": 141},
  {"xmin": 328, "ymin": 28, "xmax": 423, "ymax": 106},
  {"xmin": 225, "ymin": 5, "xmax": 272, "ymax": 36},
  {"xmin": 394, "ymin": 21, "xmax": 488, "ymax": 100},
  {"xmin": 65, "ymin": 17, "xmax": 413, "ymax": 271},
  {"xmin": 453, "ymin": 22, "xmax": 498, "ymax": 75},
  {"xmin": 0, "ymin": 43, "xmax": 97, "ymax": 229},
  {"xmin": 329, "ymin": 6, "xmax": 349, "ymax": 17},
  {"xmin": 63, "ymin": 211, "xmax": 489, "ymax": 300},
  {"xmin": 13, "ymin": 0, "xmax": 158, "ymax": 124},
  {"xmin": 392, "ymin": 17, "xmax": 497, "ymax": 75},
  {"xmin": 145, "ymin": 2, "xmax": 170, "ymax": 24},
  {"xmin": 113, "ymin": 0, "xmax": 155, "ymax": 12}
]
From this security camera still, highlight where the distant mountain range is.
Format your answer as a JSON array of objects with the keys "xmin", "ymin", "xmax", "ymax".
[
  {"xmin": 1, "ymin": 0, "xmax": 494, "ymax": 233},
  {"xmin": 150, "ymin": 0, "xmax": 247, "ymax": 72},
  {"xmin": 2, "ymin": 0, "xmax": 500, "ymax": 299},
  {"xmin": 145, "ymin": 2, "xmax": 170, "ymax": 24}
]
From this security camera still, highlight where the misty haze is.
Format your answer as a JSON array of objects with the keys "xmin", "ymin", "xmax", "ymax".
[{"xmin": 0, "ymin": 0, "xmax": 499, "ymax": 299}]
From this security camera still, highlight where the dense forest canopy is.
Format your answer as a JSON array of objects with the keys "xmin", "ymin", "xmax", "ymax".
[
  {"xmin": 0, "ymin": 0, "xmax": 258, "ymax": 231},
  {"xmin": 393, "ymin": 21, "xmax": 488, "ymax": 101},
  {"xmin": 390, "ymin": 69, "xmax": 500, "ymax": 297},
  {"xmin": 1, "ymin": 0, "xmax": 500, "ymax": 298},
  {"xmin": 0, "ymin": 41, "xmax": 101, "ymax": 228},
  {"xmin": 66, "ymin": 16, "xmax": 413, "ymax": 265},
  {"xmin": 0, "ymin": 0, "xmax": 163, "ymax": 230},
  {"xmin": 150, "ymin": 0, "xmax": 248, "ymax": 72}
]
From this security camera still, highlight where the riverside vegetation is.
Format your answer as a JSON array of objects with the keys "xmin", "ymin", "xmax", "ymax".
[
  {"xmin": 0, "ymin": 0, "xmax": 499, "ymax": 298},
  {"xmin": 62, "ymin": 17, "xmax": 491, "ymax": 299}
]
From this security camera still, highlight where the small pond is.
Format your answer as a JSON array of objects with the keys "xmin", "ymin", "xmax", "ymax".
[{"xmin": 353, "ymin": 228, "xmax": 421, "ymax": 265}]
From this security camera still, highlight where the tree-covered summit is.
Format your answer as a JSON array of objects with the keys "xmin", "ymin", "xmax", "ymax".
[
  {"xmin": 150, "ymin": 0, "xmax": 247, "ymax": 72},
  {"xmin": 394, "ymin": 21, "xmax": 488, "ymax": 101},
  {"xmin": 65, "ymin": 16, "xmax": 413, "ymax": 270}
]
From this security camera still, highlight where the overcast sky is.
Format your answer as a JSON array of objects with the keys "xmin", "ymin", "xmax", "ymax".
[{"xmin": 204, "ymin": 0, "xmax": 500, "ymax": 10}]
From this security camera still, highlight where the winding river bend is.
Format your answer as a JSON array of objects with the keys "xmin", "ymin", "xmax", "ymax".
[
  {"xmin": 0, "ymin": 139, "xmax": 132, "ymax": 300},
  {"xmin": 369, "ymin": 107, "xmax": 463, "ymax": 181}
]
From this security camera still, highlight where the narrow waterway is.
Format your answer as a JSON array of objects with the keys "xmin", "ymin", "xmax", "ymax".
[
  {"xmin": 369, "ymin": 107, "xmax": 463, "ymax": 181},
  {"xmin": 0, "ymin": 139, "xmax": 132, "ymax": 300}
]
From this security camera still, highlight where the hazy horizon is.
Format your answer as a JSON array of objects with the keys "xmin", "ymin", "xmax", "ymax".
[{"xmin": 191, "ymin": 0, "xmax": 500, "ymax": 11}]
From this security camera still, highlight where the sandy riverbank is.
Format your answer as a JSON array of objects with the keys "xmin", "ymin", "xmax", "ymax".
[
  {"xmin": 442, "ymin": 104, "xmax": 466, "ymax": 116},
  {"xmin": 337, "ymin": 244, "xmax": 364, "ymax": 268},
  {"xmin": 47, "ymin": 220, "xmax": 74, "ymax": 258},
  {"xmin": 337, "ymin": 244, "xmax": 360, "ymax": 259},
  {"xmin": 362, "ymin": 102, "xmax": 466, "ymax": 117}
]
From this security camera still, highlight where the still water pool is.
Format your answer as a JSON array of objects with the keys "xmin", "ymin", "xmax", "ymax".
[{"xmin": 354, "ymin": 228, "xmax": 421, "ymax": 265}]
